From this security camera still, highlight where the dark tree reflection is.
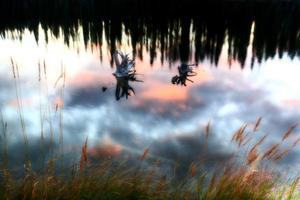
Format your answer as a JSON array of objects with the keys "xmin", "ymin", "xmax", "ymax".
[
  {"xmin": 0, "ymin": 1, "xmax": 300, "ymax": 68},
  {"xmin": 171, "ymin": 63, "xmax": 197, "ymax": 86},
  {"xmin": 113, "ymin": 51, "xmax": 142, "ymax": 101}
]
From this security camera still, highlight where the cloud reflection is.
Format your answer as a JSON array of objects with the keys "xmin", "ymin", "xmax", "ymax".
[{"xmin": 0, "ymin": 29, "xmax": 300, "ymax": 178}]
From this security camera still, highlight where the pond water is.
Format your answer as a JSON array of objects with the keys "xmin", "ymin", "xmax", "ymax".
[{"xmin": 1, "ymin": 2, "xmax": 300, "ymax": 177}]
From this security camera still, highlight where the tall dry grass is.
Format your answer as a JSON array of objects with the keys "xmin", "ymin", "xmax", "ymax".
[
  {"xmin": 0, "ymin": 118, "xmax": 299, "ymax": 199},
  {"xmin": 10, "ymin": 58, "xmax": 29, "ymax": 163}
]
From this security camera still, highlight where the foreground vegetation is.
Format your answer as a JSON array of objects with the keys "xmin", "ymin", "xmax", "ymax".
[
  {"xmin": 0, "ymin": 164, "xmax": 291, "ymax": 200},
  {"xmin": 1, "ymin": 120, "xmax": 300, "ymax": 200}
]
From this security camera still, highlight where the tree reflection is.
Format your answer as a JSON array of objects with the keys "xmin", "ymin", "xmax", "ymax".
[
  {"xmin": 171, "ymin": 64, "xmax": 197, "ymax": 86},
  {"xmin": 0, "ymin": 1, "xmax": 300, "ymax": 67},
  {"xmin": 113, "ymin": 51, "xmax": 142, "ymax": 100}
]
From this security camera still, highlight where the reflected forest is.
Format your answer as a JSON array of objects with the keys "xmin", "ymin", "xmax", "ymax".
[{"xmin": 1, "ymin": 0, "xmax": 300, "ymax": 67}]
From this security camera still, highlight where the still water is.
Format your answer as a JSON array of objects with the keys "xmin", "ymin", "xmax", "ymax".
[{"xmin": 0, "ymin": 15, "xmax": 300, "ymax": 176}]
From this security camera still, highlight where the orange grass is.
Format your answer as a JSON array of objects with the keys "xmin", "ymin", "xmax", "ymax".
[{"xmin": 0, "ymin": 121, "xmax": 300, "ymax": 199}]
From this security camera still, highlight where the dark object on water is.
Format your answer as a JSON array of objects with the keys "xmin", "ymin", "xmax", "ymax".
[
  {"xmin": 113, "ymin": 51, "xmax": 135, "ymax": 78},
  {"xmin": 102, "ymin": 87, "xmax": 108, "ymax": 92},
  {"xmin": 113, "ymin": 51, "xmax": 142, "ymax": 100},
  {"xmin": 114, "ymin": 74, "xmax": 142, "ymax": 100},
  {"xmin": 171, "ymin": 63, "xmax": 197, "ymax": 86}
]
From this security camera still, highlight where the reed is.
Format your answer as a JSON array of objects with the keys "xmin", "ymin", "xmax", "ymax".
[
  {"xmin": 0, "ymin": 110, "xmax": 8, "ymax": 171},
  {"xmin": 10, "ymin": 58, "xmax": 30, "ymax": 166},
  {"xmin": 253, "ymin": 117, "xmax": 262, "ymax": 132},
  {"xmin": 204, "ymin": 121, "xmax": 211, "ymax": 147},
  {"xmin": 38, "ymin": 60, "xmax": 46, "ymax": 170},
  {"xmin": 1, "ymin": 122, "xmax": 300, "ymax": 200},
  {"xmin": 42, "ymin": 59, "xmax": 55, "ymax": 158},
  {"xmin": 282, "ymin": 124, "xmax": 297, "ymax": 141},
  {"xmin": 79, "ymin": 137, "xmax": 88, "ymax": 172},
  {"xmin": 58, "ymin": 65, "xmax": 66, "ymax": 170},
  {"xmin": 140, "ymin": 148, "xmax": 150, "ymax": 162}
]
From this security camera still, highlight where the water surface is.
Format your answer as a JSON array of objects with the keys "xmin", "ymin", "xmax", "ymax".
[{"xmin": 1, "ymin": 2, "xmax": 300, "ymax": 176}]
